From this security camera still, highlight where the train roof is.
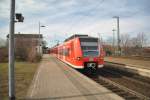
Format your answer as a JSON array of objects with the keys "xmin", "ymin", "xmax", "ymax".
[
  {"xmin": 64, "ymin": 34, "xmax": 97, "ymax": 42},
  {"xmin": 51, "ymin": 34, "xmax": 98, "ymax": 49}
]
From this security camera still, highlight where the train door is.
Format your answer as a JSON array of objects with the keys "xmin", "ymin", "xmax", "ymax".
[
  {"xmin": 63, "ymin": 45, "xmax": 65, "ymax": 60},
  {"xmin": 57, "ymin": 47, "xmax": 59, "ymax": 58},
  {"xmin": 70, "ymin": 41, "xmax": 74, "ymax": 63}
]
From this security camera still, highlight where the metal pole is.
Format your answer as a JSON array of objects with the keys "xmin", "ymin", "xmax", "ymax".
[
  {"xmin": 9, "ymin": 0, "xmax": 15, "ymax": 99},
  {"xmin": 97, "ymin": 33, "xmax": 101, "ymax": 56},
  {"xmin": 112, "ymin": 29, "xmax": 115, "ymax": 47},
  {"xmin": 39, "ymin": 21, "xmax": 40, "ymax": 35},
  {"xmin": 113, "ymin": 16, "xmax": 121, "ymax": 56},
  {"xmin": 38, "ymin": 22, "xmax": 41, "ymax": 54},
  {"xmin": 112, "ymin": 29, "xmax": 115, "ymax": 55},
  {"xmin": 116, "ymin": 17, "xmax": 121, "ymax": 56}
]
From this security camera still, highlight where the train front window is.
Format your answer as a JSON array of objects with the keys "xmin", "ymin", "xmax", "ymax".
[
  {"xmin": 81, "ymin": 46, "xmax": 98, "ymax": 50},
  {"xmin": 83, "ymin": 51, "xmax": 99, "ymax": 57},
  {"xmin": 79, "ymin": 37, "xmax": 100, "ymax": 57}
]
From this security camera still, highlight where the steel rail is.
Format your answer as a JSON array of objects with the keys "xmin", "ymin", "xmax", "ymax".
[
  {"xmin": 103, "ymin": 68, "xmax": 150, "ymax": 87},
  {"xmin": 97, "ymin": 75, "xmax": 150, "ymax": 100}
]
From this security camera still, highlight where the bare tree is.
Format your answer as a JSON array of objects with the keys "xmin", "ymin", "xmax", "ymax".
[
  {"xmin": 0, "ymin": 47, "xmax": 8, "ymax": 62},
  {"xmin": 0, "ymin": 38, "xmax": 6, "ymax": 47},
  {"xmin": 120, "ymin": 34, "xmax": 130, "ymax": 55},
  {"xmin": 136, "ymin": 33, "xmax": 147, "ymax": 48},
  {"xmin": 15, "ymin": 37, "xmax": 41, "ymax": 62},
  {"xmin": 128, "ymin": 33, "xmax": 147, "ymax": 56}
]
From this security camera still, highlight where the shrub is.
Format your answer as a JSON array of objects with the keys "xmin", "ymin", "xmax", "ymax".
[
  {"xmin": 0, "ymin": 47, "xmax": 8, "ymax": 62},
  {"xmin": 27, "ymin": 47, "xmax": 42, "ymax": 62}
]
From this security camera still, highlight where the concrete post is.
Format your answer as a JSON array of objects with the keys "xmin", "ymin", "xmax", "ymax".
[{"xmin": 9, "ymin": 0, "xmax": 15, "ymax": 99}]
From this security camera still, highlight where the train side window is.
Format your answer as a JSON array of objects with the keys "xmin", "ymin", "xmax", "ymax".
[
  {"xmin": 60, "ymin": 49, "xmax": 63, "ymax": 55},
  {"xmin": 64, "ymin": 48, "xmax": 69, "ymax": 56},
  {"xmin": 68, "ymin": 48, "xmax": 70, "ymax": 56},
  {"xmin": 71, "ymin": 42, "xmax": 74, "ymax": 51}
]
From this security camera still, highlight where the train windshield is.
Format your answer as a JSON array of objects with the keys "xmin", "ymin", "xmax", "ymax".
[
  {"xmin": 79, "ymin": 37, "xmax": 99, "ymax": 57},
  {"xmin": 83, "ymin": 50, "xmax": 99, "ymax": 57}
]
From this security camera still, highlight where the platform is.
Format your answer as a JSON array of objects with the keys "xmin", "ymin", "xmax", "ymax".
[
  {"xmin": 26, "ymin": 55, "xmax": 123, "ymax": 100},
  {"xmin": 105, "ymin": 57, "xmax": 150, "ymax": 70},
  {"xmin": 105, "ymin": 57, "xmax": 150, "ymax": 78}
]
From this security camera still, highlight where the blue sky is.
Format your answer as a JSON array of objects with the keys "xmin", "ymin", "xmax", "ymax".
[{"xmin": 0, "ymin": 0, "xmax": 150, "ymax": 47}]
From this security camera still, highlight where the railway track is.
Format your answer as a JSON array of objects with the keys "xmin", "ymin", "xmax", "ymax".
[
  {"xmin": 94, "ymin": 76, "xmax": 149, "ymax": 100},
  {"xmin": 81, "ymin": 67, "xmax": 150, "ymax": 100}
]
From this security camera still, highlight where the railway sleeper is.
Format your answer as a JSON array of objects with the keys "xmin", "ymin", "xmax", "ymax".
[
  {"xmin": 118, "ymin": 92, "xmax": 130, "ymax": 96},
  {"xmin": 100, "ymin": 83, "xmax": 111, "ymax": 86},
  {"xmin": 111, "ymin": 89, "xmax": 122, "ymax": 92},
  {"xmin": 124, "ymin": 96, "xmax": 139, "ymax": 100},
  {"xmin": 107, "ymin": 86, "xmax": 117, "ymax": 90}
]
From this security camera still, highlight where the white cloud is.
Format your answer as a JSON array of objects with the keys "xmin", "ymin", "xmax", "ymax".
[
  {"xmin": 0, "ymin": 0, "xmax": 150, "ymax": 47},
  {"xmin": 0, "ymin": 0, "xmax": 10, "ymax": 20}
]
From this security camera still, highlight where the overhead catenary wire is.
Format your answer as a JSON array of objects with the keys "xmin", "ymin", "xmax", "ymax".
[
  {"xmin": 66, "ymin": 0, "xmax": 105, "ymax": 36},
  {"xmin": 51, "ymin": 0, "xmax": 105, "ymax": 47}
]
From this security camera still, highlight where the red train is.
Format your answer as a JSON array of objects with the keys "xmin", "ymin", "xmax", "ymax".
[{"xmin": 50, "ymin": 34, "xmax": 104, "ymax": 70}]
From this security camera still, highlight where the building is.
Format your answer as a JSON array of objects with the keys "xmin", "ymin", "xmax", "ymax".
[{"xmin": 7, "ymin": 33, "xmax": 43, "ymax": 61}]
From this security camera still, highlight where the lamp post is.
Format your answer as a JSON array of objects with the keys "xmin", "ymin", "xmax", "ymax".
[
  {"xmin": 39, "ymin": 22, "xmax": 46, "ymax": 35},
  {"xmin": 97, "ymin": 33, "xmax": 103, "ymax": 56},
  {"xmin": 113, "ymin": 16, "xmax": 121, "ymax": 56},
  {"xmin": 9, "ymin": 0, "xmax": 15, "ymax": 99},
  {"xmin": 9, "ymin": 0, "xmax": 24, "ymax": 100},
  {"xmin": 112, "ymin": 29, "xmax": 116, "ymax": 55},
  {"xmin": 38, "ymin": 22, "xmax": 45, "ymax": 55}
]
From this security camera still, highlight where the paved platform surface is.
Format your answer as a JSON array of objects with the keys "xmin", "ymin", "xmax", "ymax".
[
  {"xmin": 105, "ymin": 57, "xmax": 150, "ymax": 70},
  {"xmin": 26, "ymin": 55, "xmax": 123, "ymax": 100}
]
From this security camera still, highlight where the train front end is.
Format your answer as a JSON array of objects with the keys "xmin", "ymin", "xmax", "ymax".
[{"xmin": 78, "ymin": 36, "xmax": 104, "ymax": 70}]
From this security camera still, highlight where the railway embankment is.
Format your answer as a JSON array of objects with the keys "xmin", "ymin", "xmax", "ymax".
[{"xmin": 104, "ymin": 57, "xmax": 150, "ymax": 78}]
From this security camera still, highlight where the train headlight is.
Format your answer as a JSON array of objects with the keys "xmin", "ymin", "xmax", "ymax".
[
  {"xmin": 99, "ymin": 56, "xmax": 104, "ymax": 60},
  {"xmin": 76, "ymin": 57, "xmax": 82, "ymax": 60}
]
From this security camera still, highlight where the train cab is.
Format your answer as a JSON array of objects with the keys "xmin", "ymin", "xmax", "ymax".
[{"xmin": 50, "ymin": 34, "xmax": 104, "ymax": 70}]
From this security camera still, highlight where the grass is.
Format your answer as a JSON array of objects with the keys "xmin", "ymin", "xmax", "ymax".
[
  {"xmin": 109, "ymin": 55, "xmax": 150, "ymax": 61},
  {"xmin": 0, "ymin": 62, "xmax": 39, "ymax": 100},
  {"xmin": 105, "ymin": 56, "xmax": 150, "ymax": 69}
]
